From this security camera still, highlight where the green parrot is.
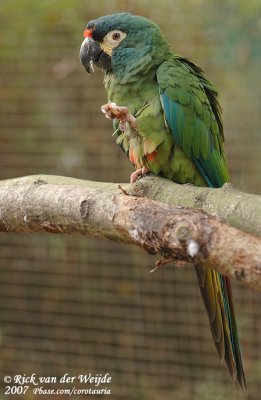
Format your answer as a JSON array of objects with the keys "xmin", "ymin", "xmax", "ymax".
[{"xmin": 80, "ymin": 13, "xmax": 246, "ymax": 389}]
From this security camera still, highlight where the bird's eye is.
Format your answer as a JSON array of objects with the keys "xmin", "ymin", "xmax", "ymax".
[
  {"xmin": 112, "ymin": 31, "xmax": 122, "ymax": 41},
  {"xmin": 103, "ymin": 30, "xmax": 126, "ymax": 48}
]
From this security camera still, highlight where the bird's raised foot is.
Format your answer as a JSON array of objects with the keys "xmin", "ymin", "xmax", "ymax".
[
  {"xmin": 101, "ymin": 102, "xmax": 137, "ymax": 131},
  {"xmin": 130, "ymin": 166, "xmax": 149, "ymax": 183}
]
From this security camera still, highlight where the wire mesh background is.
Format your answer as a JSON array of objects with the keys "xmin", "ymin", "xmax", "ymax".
[{"xmin": 0, "ymin": 1, "xmax": 260, "ymax": 399}]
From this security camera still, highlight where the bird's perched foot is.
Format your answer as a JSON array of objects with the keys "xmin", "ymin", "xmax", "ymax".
[
  {"xmin": 130, "ymin": 166, "xmax": 149, "ymax": 183},
  {"xmin": 101, "ymin": 102, "xmax": 137, "ymax": 131}
]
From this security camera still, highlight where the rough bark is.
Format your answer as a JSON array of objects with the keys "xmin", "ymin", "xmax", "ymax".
[
  {"xmin": 0, "ymin": 175, "xmax": 260, "ymax": 290},
  {"xmin": 2, "ymin": 174, "xmax": 260, "ymax": 237}
]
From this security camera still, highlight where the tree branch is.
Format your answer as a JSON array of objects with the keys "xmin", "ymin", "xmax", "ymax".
[
  {"xmin": 0, "ymin": 175, "xmax": 260, "ymax": 290},
  {"xmin": 2, "ymin": 174, "xmax": 260, "ymax": 237}
]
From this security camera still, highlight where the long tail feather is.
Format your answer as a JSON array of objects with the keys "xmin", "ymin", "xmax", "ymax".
[{"xmin": 194, "ymin": 264, "xmax": 247, "ymax": 390}]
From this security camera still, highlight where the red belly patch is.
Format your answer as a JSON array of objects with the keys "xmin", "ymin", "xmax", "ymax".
[
  {"xmin": 146, "ymin": 150, "xmax": 157, "ymax": 162},
  {"xmin": 129, "ymin": 147, "xmax": 138, "ymax": 166}
]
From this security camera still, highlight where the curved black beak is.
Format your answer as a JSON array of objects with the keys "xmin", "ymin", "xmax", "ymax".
[{"xmin": 79, "ymin": 37, "xmax": 112, "ymax": 74}]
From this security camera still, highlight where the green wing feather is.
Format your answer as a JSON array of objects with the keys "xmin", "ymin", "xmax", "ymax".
[
  {"xmin": 157, "ymin": 57, "xmax": 229, "ymax": 187},
  {"xmin": 157, "ymin": 57, "xmax": 246, "ymax": 390}
]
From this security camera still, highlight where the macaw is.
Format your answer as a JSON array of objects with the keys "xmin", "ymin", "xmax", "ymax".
[{"xmin": 79, "ymin": 13, "xmax": 246, "ymax": 389}]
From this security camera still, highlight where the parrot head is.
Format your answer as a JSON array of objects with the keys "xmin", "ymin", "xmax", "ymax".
[{"xmin": 79, "ymin": 13, "xmax": 170, "ymax": 82}]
